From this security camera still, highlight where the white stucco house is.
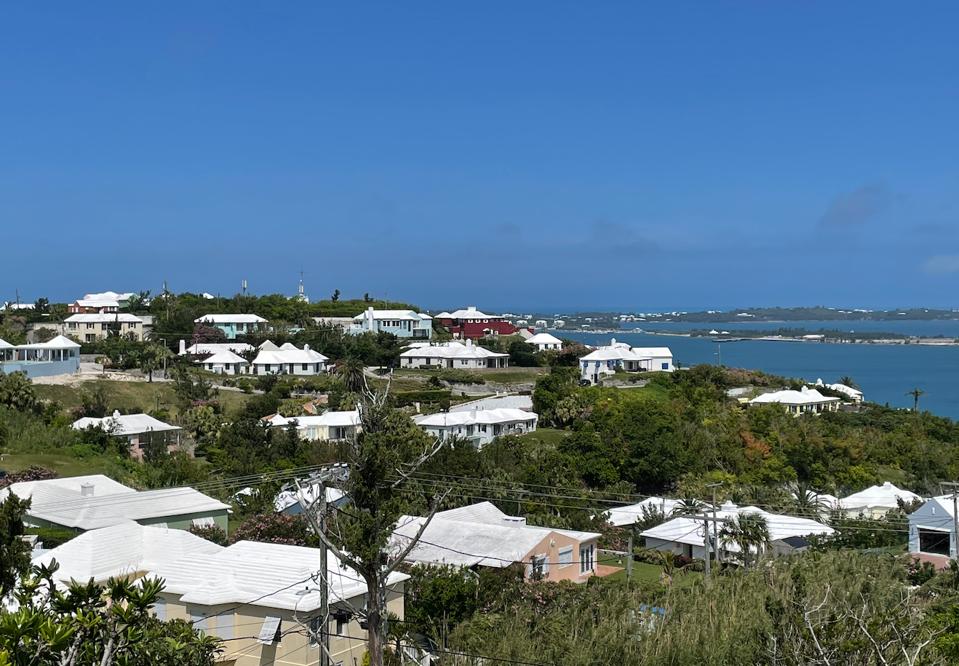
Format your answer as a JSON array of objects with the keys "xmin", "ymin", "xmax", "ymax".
[
  {"xmin": 248, "ymin": 344, "xmax": 328, "ymax": 376},
  {"xmin": 399, "ymin": 340, "xmax": 509, "ymax": 369},
  {"xmin": 200, "ymin": 350, "xmax": 249, "ymax": 375},
  {"xmin": 839, "ymin": 481, "xmax": 921, "ymax": 518},
  {"xmin": 578, "ymin": 339, "xmax": 673, "ymax": 384},
  {"xmin": 414, "ymin": 408, "xmax": 538, "ymax": 448},
  {"xmin": 525, "ymin": 332, "xmax": 563, "ymax": 352},
  {"xmin": 264, "ymin": 411, "xmax": 361, "ymax": 442},
  {"xmin": 749, "ymin": 387, "xmax": 841, "ymax": 415}
]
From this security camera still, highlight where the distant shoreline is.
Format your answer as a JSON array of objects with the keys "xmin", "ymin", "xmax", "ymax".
[{"xmin": 558, "ymin": 328, "xmax": 959, "ymax": 347}]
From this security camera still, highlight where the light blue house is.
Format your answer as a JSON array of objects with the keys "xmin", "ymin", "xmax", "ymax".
[
  {"xmin": 194, "ymin": 314, "xmax": 268, "ymax": 340},
  {"xmin": 0, "ymin": 335, "xmax": 81, "ymax": 379},
  {"xmin": 348, "ymin": 308, "xmax": 433, "ymax": 339}
]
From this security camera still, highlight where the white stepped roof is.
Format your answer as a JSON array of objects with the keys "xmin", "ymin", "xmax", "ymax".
[
  {"xmin": 17, "ymin": 335, "xmax": 81, "ymax": 350},
  {"xmin": 400, "ymin": 341, "xmax": 507, "ymax": 360},
  {"xmin": 266, "ymin": 411, "xmax": 360, "ymax": 428},
  {"xmin": 182, "ymin": 342, "xmax": 254, "ymax": 356},
  {"xmin": 33, "ymin": 521, "xmax": 223, "ymax": 587},
  {"xmin": 258, "ymin": 340, "xmax": 280, "ymax": 351},
  {"xmin": 450, "ymin": 395, "xmax": 533, "ymax": 412},
  {"xmin": 147, "ymin": 540, "xmax": 406, "ymax": 612},
  {"xmin": 840, "ymin": 482, "xmax": 920, "ymax": 511},
  {"xmin": 604, "ymin": 497, "xmax": 687, "ymax": 527},
  {"xmin": 526, "ymin": 333, "xmax": 563, "ymax": 346},
  {"xmin": 352, "ymin": 309, "xmax": 431, "ymax": 321},
  {"xmin": 273, "ymin": 484, "xmax": 346, "ymax": 513},
  {"xmin": 442, "ymin": 307, "xmax": 502, "ymax": 319},
  {"xmin": 750, "ymin": 387, "xmax": 840, "ymax": 406},
  {"xmin": 65, "ymin": 313, "xmax": 143, "ymax": 323},
  {"xmin": 74, "ymin": 298, "xmax": 120, "ymax": 308},
  {"xmin": 0, "ymin": 474, "xmax": 135, "ymax": 503},
  {"xmin": 0, "ymin": 338, "xmax": 14, "ymax": 349},
  {"xmin": 251, "ymin": 345, "xmax": 328, "ymax": 365},
  {"xmin": 194, "ymin": 314, "xmax": 268, "ymax": 324},
  {"xmin": 414, "ymin": 408, "xmax": 537, "ymax": 428},
  {"xmin": 393, "ymin": 502, "xmax": 599, "ymax": 569},
  {"xmin": 83, "ymin": 291, "xmax": 135, "ymax": 302},
  {"xmin": 640, "ymin": 502, "xmax": 834, "ymax": 551},
  {"xmin": 72, "ymin": 411, "xmax": 180, "ymax": 436},
  {"xmin": 201, "ymin": 350, "xmax": 249, "ymax": 365}
]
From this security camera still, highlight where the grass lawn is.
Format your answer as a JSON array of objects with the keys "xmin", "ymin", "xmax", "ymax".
[
  {"xmin": 0, "ymin": 451, "xmax": 133, "ymax": 482},
  {"xmin": 516, "ymin": 428, "xmax": 568, "ymax": 448},
  {"xmin": 599, "ymin": 552, "xmax": 703, "ymax": 587},
  {"xmin": 394, "ymin": 366, "xmax": 547, "ymax": 386},
  {"xmin": 35, "ymin": 380, "xmax": 251, "ymax": 419}
]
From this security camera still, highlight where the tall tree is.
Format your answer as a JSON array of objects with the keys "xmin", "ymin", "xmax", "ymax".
[
  {"xmin": 0, "ymin": 495, "xmax": 31, "ymax": 598},
  {"xmin": 907, "ymin": 387, "xmax": 925, "ymax": 412},
  {"xmin": 138, "ymin": 343, "xmax": 172, "ymax": 382},
  {"xmin": 720, "ymin": 513, "xmax": 770, "ymax": 568},
  {"xmin": 337, "ymin": 356, "xmax": 367, "ymax": 394},
  {"xmin": 301, "ymin": 385, "xmax": 447, "ymax": 666}
]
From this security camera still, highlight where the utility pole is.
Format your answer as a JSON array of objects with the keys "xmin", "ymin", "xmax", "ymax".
[
  {"xmin": 293, "ymin": 468, "xmax": 345, "ymax": 666},
  {"xmin": 626, "ymin": 533, "xmax": 634, "ymax": 586},
  {"xmin": 706, "ymin": 482, "xmax": 723, "ymax": 565}
]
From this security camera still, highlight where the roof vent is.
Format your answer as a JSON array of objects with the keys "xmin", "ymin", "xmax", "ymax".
[
  {"xmin": 112, "ymin": 410, "xmax": 121, "ymax": 418},
  {"xmin": 81, "ymin": 483, "xmax": 95, "ymax": 497}
]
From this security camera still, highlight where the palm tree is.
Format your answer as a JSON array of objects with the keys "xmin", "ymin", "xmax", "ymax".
[
  {"xmin": 906, "ymin": 387, "xmax": 925, "ymax": 412},
  {"xmin": 720, "ymin": 513, "xmax": 770, "ymax": 568},
  {"xmin": 337, "ymin": 356, "xmax": 367, "ymax": 394},
  {"xmin": 671, "ymin": 497, "xmax": 706, "ymax": 517},
  {"xmin": 838, "ymin": 375, "xmax": 858, "ymax": 389},
  {"xmin": 787, "ymin": 481, "xmax": 831, "ymax": 518}
]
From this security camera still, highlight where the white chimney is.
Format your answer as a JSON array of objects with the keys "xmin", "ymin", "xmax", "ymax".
[
  {"xmin": 304, "ymin": 344, "xmax": 310, "ymax": 351},
  {"xmin": 367, "ymin": 307, "xmax": 375, "ymax": 330},
  {"xmin": 81, "ymin": 482, "xmax": 94, "ymax": 497},
  {"xmin": 179, "ymin": 339, "xmax": 186, "ymax": 355},
  {"xmin": 112, "ymin": 409, "xmax": 121, "ymax": 418}
]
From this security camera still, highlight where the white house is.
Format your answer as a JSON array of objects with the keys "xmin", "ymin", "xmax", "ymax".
[
  {"xmin": 578, "ymin": 339, "xmax": 673, "ymax": 384},
  {"xmin": 248, "ymin": 344, "xmax": 328, "ymax": 376},
  {"xmin": 413, "ymin": 408, "xmax": 538, "ymax": 448},
  {"xmin": 264, "ymin": 410, "xmax": 361, "ymax": 441},
  {"xmin": 815, "ymin": 378, "xmax": 864, "ymax": 403},
  {"xmin": 32, "ymin": 521, "xmax": 223, "ymax": 587},
  {"xmin": 199, "ymin": 349, "xmax": 249, "ymax": 375},
  {"xmin": 641, "ymin": 502, "xmax": 834, "ymax": 561},
  {"xmin": 72, "ymin": 411, "xmax": 182, "ymax": 461},
  {"xmin": 178, "ymin": 341, "xmax": 254, "ymax": 356},
  {"xmin": 393, "ymin": 502, "xmax": 600, "ymax": 583},
  {"xmin": 63, "ymin": 313, "xmax": 145, "ymax": 342},
  {"xmin": 145, "ymin": 541, "xmax": 408, "ymax": 666},
  {"xmin": 603, "ymin": 497, "xmax": 687, "ymax": 527},
  {"xmin": 399, "ymin": 340, "xmax": 509, "ymax": 369},
  {"xmin": 525, "ymin": 332, "xmax": 563, "ymax": 352},
  {"xmin": 839, "ymin": 481, "xmax": 921, "ymax": 518},
  {"xmin": 348, "ymin": 308, "xmax": 433, "ymax": 339},
  {"xmin": 0, "ymin": 474, "xmax": 230, "ymax": 533},
  {"xmin": 749, "ymin": 387, "xmax": 841, "ymax": 415},
  {"xmin": 194, "ymin": 314, "xmax": 268, "ymax": 340},
  {"xmin": 0, "ymin": 335, "xmax": 81, "ymax": 379},
  {"xmin": 908, "ymin": 497, "xmax": 957, "ymax": 566}
]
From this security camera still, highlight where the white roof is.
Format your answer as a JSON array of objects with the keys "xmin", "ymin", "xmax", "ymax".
[
  {"xmin": 580, "ymin": 343, "xmax": 672, "ymax": 363},
  {"xmin": 201, "ymin": 350, "xmax": 249, "ymax": 365},
  {"xmin": 181, "ymin": 342, "xmax": 254, "ymax": 356},
  {"xmin": 147, "ymin": 540, "xmax": 407, "ymax": 612},
  {"xmin": 194, "ymin": 314, "xmax": 268, "ymax": 324},
  {"xmin": 826, "ymin": 382, "xmax": 863, "ymax": 399},
  {"xmin": 641, "ymin": 503, "xmax": 834, "ymax": 551},
  {"xmin": 65, "ymin": 313, "xmax": 143, "ymax": 323},
  {"xmin": 400, "ymin": 341, "xmax": 508, "ymax": 361},
  {"xmin": 251, "ymin": 345, "xmax": 329, "ymax": 365},
  {"xmin": 26, "ymin": 486, "xmax": 230, "ymax": 531},
  {"xmin": 450, "ymin": 395, "xmax": 534, "ymax": 412},
  {"xmin": 0, "ymin": 474, "xmax": 135, "ymax": 504},
  {"xmin": 442, "ymin": 307, "xmax": 502, "ymax": 320},
  {"xmin": 273, "ymin": 484, "xmax": 346, "ymax": 513},
  {"xmin": 840, "ymin": 482, "xmax": 921, "ymax": 511},
  {"xmin": 258, "ymin": 340, "xmax": 280, "ymax": 351},
  {"xmin": 0, "ymin": 338, "xmax": 13, "ymax": 349},
  {"xmin": 414, "ymin": 408, "xmax": 538, "ymax": 428},
  {"xmin": 393, "ymin": 502, "xmax": 599, "ymax": 569},
  {"xmin": 16, "ymin": 335, "xmax": 81, "ymax": 350},
  {"xmin": 352, "ymin": 309, "xmax": 431, "ymax": 322},
  {"xmin": 604, "ymin": 497, "xmax": 686, "ymax": 527},
  {"xmin": 74, "ymin": 298, "xmax": 120, "ymax": 309},
  {"xmin": 525, "ymin": 333, "xmax": 563, "ymax": 346},
  {"xmin": 750, "ymin": 387, "xmax": 840, "ymax": 406},
  {"xmin": 266, "ymin": 411, "xmax": 361, "ymax": 428},
  {"xmin": 83, "ymin": 291, "xmax": 135, "ymax": 302},
  {"xmin": 72, "ymin": 411, "xmax": 180, "ymax": 436},
  {"xmin": 33, "ymin": 521, "xmax": 223, "ymax": 587}
]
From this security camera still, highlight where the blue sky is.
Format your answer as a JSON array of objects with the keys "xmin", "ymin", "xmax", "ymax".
[{"xmin": 2, "ymin": 2, "xmax": 958, "ymax": 311}]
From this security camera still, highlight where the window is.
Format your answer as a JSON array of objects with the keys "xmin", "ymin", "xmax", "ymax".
[
  {"xmin": 661, "ymin": 362, "xmax": 669, "ymax": 370},
  {"xmin": 302, "ymin": 364, "xmax": 309, "ymax": 371},
  {"xmin": 153, "ymin": 597, "xmax": 166, "ymax": 620},
  {"xmin": 580, "ymin": 544, "xmax": 595, "ymax": 574},
  {"xmin": 558, "ymin": 547, "xmax": 574, "ymax": 568},
  {"xmin": 257, "ymin": 616, "xmax": 282, "ymax": 645},
  {"xmin": 192, "ymin": 516, "xmax": 215, "ymax": 528},
  {"xmin": 919, "ymin": 529, "xmax": 951, "ymax": 556},
  {"xmin": 528, "ymin": 554, "xmax": 549, "ymax": 579}
]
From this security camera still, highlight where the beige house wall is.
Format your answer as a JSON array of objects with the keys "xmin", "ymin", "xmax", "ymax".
[
  {"xmin": 61, "ymin": 321, "xmax": 144, "ymax": 342},
  {"xmin": 522, "ymin": 532, "xmax": 599, "ymax": 583},
  {"xmin": 158, "ymin": 584, "xmax": 404, "ymax": 666}
]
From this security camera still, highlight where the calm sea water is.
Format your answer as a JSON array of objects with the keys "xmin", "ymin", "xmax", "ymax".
[
  {"xmin": 562, "ymin": 326, "xmax": 959, "ymax": 420},
  {"xmin": 625, "ymin": 319, "xmax": 959, "ymax": 337}
]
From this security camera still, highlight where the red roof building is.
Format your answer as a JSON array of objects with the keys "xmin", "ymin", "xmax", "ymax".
[{"xmin": 435, "ymin": 306, "xmax": 529, "ymax": 339}]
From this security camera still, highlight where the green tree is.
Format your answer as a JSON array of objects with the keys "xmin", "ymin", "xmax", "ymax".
[
  {"xmin": 720, "ymin": 513, "xmax": 770, "ymax": 568},
  {"xmin": 0, "ymin": 372, "xmax": 39, "ymax": 413},
  {"xmin": 0, "ymin": 495, "xmax": 31, "ymax": 597},
  {"xmin": 138, "ymin": 343, "xmax": 172, "ymax": 382},
  {"xmin": 337, "ymin": 356, "xmax": 367, "ymax": 394},
  {"xmin": 331, "ymin": 289, "xmax": 341, "ymax": 302},
  {"xmin": 2, "ymin": 563, "xmax": 220, "ymax": 664}
]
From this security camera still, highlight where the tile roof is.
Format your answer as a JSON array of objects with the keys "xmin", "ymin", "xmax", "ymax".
[
  {"xmin": 195, "ymin": 314, "xmax": 268, "ymax": 324},
  {"xmin": 72, "ymin": 412, "xmax": 180, "ymax": 436},
  {"xmin": 414, "ymin": 408, "xmax": 538, "ymax": 428}
]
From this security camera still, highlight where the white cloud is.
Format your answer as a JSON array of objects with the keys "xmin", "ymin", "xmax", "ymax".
[{"xmin": 922, "ymin": 255, "xmax": 959, "ymax": 274}]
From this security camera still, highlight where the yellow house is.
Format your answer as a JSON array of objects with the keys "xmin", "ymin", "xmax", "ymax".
[{"xmin": 146, "ymin": 540, "xmax": 408, "ymax": 666}]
